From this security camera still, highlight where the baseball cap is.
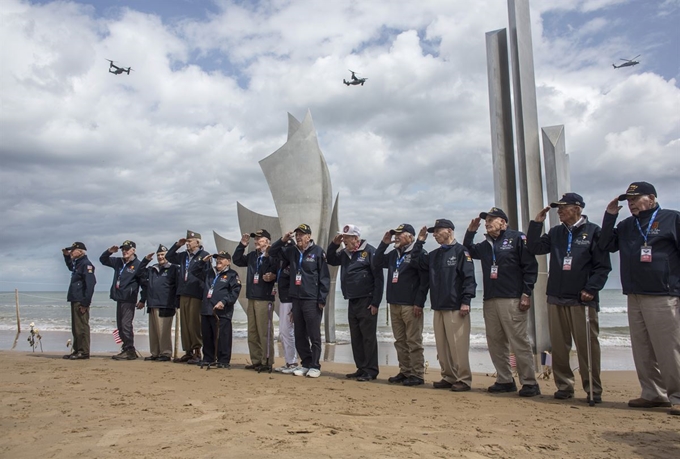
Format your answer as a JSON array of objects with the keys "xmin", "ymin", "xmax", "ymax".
[
  {"xmin": 479, "ymin": 207, "xmax": 509, "ymax": 222},
  {"xmin": 390, "ymin": 223, "xmax": 415, "ymax": 236},
  {"xmin": 340, "ymin": 224, "xmax": 361, "ymax": 237},
  {"xmin": 120, "ymin": 240, "xmax": 136, "ymax": 249},
  {"xmin": 550, "ymin": 192, "xmax": 585, "ymax": 209},
  {"xmin": 250, "ymin": 229, "xmax": 272, "ymax": 240},
  {"xmin": 618, "ymin": 182, "xmax": 657, "ymax": 201},
  {"xmin": 64, "ymin": 242, "xmax": 87, "ymax": 251},
  {"xmin": 427, "ymin": 219, "xmax": 455, "ymax": 233},
  {"xmin": 294, "ymin": 224, "xmax": 312, "ymax": 234},
  {"xmin": 212, "ymin": 250, "xmax": 231, "ymax": 260}
]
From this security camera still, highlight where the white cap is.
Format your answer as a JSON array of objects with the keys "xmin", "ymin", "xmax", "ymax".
[{"xmin": 340, "ymin": 224, "xmax": 361, "ymax": 237}]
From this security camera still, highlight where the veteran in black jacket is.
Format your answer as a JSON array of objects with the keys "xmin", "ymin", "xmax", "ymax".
[
  {"xmin": 327, "ymin": 224, "xmax": 384, "ymax": 382},
  {"xmin": 411, "ymin": 219, "xmax": 477, "ymax": 392},
  {"xmin": 62, "ymin": 242, "xmax": 96, "ymax": 360},
  {"xmin": 100, "ymin": 240, "xmax": 146, "ymax": 360},
  {"xmin": 599, "ymin": 182, "xmax": 680, "ymax": 414},
  {"xmin": 191, "ymin": 251, "xmax": 241, "ymax": 367},
  {"xmin": 464, "ymin": 207, "xmax": 540, "ymax": 397},
  {"xmin": 139, "ymin": 245, "xmax": 179, "ymax": 362},
  {"xmin": 527, "ymin": 193, "xmax": 611, "ymax": 403},
  {"xmin": 374, "ymin": 223, "xmax": 429, "ymax": 386},
  {"xmin": 269, "ymin": 224, "xmax": 330, "ymax": 378}
]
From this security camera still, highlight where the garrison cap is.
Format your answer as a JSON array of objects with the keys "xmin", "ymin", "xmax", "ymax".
[{"xmin": 186, "ymin": 230, "xmax": 201, "ymax": 240}]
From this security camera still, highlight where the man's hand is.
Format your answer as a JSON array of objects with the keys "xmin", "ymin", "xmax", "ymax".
[
  {"xmin": 318, "ymin": 303, "xmax": 325, "ymax": 310},
  {"xmin": 79, "ymin": 306, "xmax": 88, "ymax": 314},
  {"xmin": 177, "ymin": 238, "xmax": 187, "ymax": 246},
  {"xmin": 417, "ymin": 226, "xmax": 428, "ymax": 242},
  {"xmin": 606, "ymin": 198, "xmax": 623, "ymax": 215},
  {"xmin": 282, "ymin": 231, "xmax": 295, "ymax": 243},
  {"xmin": 263, "ymin": 272, "xmax": 276, "ymax": 282},
  {"xmin": 534, "ymin": 206, "xmax": 551, "ymax": 223},
  {"xmin": 213, "ymin": 301, "xmax": 224, "ymax": 310},
  {"xmin": 468, "ymin": 217, "xmax": 481, "ymax": 233},
  {"xmin": 202, "ymin": 254, "xmax": 212, "ymax": 262},
  {"xmin": 108, "ymin": 245, "xmax": 119, "ymax": 253},
  {"xmin": 580, "ymin": 290, "xmax": 594, "ymax": 302},
  {"xmin": 368, "ymin": 305, "xmax": 378, "ymax": 316},
  {"xmin": 62, "ymin": 248, "xmax": 71, "ymax": 256},
  {"xmin": 382, "ymin": 231, "xmax": 393, "ymax": 245},
  {"xmin": 240, "ymin": 233, "xmax": 250, "ymax": 245},
  {"xmin": 460, "ymin": 304, "xmax": 470, "ymax": 317},
  {"xmin": 332, "ymin": 233, "xmax": 343, "ymax": 245},
  {"xmin": 145, "ymin": 252, "xmax": 154, "ymax": 261},
  {"xmin": 519, "ymin": 294, "xmax": 531, "ymax": 311},
  {"xmin": 136, "ymin": 301, "xmax": 145, "ymax": 310},
  {"xmin": 413, "ymin": 306, "xmax": 423, "ymax": 318}
]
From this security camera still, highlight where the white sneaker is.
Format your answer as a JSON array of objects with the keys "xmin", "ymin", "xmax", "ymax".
[
  {"xmin": 293, "ymin": 367, "xmax": 309, "ymax": 376},
  {"xmin": 274, "ymin": 365, "xmax": 287, "ymax": 373},
  {"xmin": 306, "ymin": 368, "xmax": 321, "ymax": 378},
  {"xmin": 281, "ymin": 364, "xmax": 299, "ymax": 374}
]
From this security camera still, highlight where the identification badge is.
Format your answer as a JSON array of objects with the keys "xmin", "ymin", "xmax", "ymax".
[
  {"xmin": 253, "ymin": 273, "xmax": 259, "ymax": 284},
  {"xmin": 295, "ymin": 272, "xmax": 302, "ymax": 285},
  {"xmin": 392, "ymin": 271, "xmax": 399, "ymax": 283},
  {"xmin": 562, "ymin": 256, "xmax": 573, "ymax": 271},
  {"xmin": 640, "ymin": 246, "xmax": 652, "ymax": 262},
  {"xmin": 490, "ymin": 265, "xmax": 498, "ymax": 279},
  {"xmin": 116, "ymin": 280, "xmax": 120, "ymax": 289},
  {"xmin": 207, "ymin": 288, "xmax": 213, "ymax": 299},
  {"xmin": 272, "ymin": 283, "xmax": 278, "ymax": 295},
  {"xmin": 184, "ymin": 272, "xmax": 188, "ymax": 281}
]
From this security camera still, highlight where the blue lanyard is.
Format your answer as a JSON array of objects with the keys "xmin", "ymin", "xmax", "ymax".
[
  {"xmin": 491, "ymin": 241, "xmax": 497, "ymax": 265},
  {"xmin": 566, "ymin": 230, "xmax": 573, "ymax": 255},
  {"xmin": 184, "ymin": 253, "xmax": 193, "ymax": 273},
  {"xmin": 635, "ymin": 207, "xmax": 660, "ymax": 246},
  {"xmin": 395, "ymin": 251, "xmax": 406, "ymax": 269},
  {"xmin": 210, "ymin": 271, "xmax": 221, "ymax": 290},
  {"xmin": 298, "ymin": 250, "xmax": 304, "ymax": 268},
  {"xmin": 118, "ymin": 261, "xmax": 130, "ymax": 279},
  {"xmin": 256, "ymin": 253, "xmax": 264, "ymax": 272}
]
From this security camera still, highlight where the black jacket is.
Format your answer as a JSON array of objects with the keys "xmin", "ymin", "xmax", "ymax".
[
  {"xmin": 99, "ymin": 251, "xmax": 145, "ymax": 303},
  {"xmin": 410, "ymin": 240, "xmax": 476, "ymax": 310},
  {"xmin": 374, "ymin": 241, "xmax": 428, "ymax": 307},
  {"xmin": 327, "ymin": 240, "xmax": 384, "ymax": 305},
  {"xmin": 269, "ymin": 239, "xmax": 330, "ymax": 304},
  {"xmin": 274, "ymin": 255, "xmax": 292, "ymax": 303},
  {"xmin": 64, "ymin": 254, "xmax": 96, "ymax": 307},
  {"xmin": 463, "ymin": 228, "xmax": 538, "ymax": 300},
  {"xmin": 599, "ymin": 205, "xmax": 680, "ymax": 297},
  {"xmin": 139, "ymin": 258, "xmax": 180, "ymax": 308},
  {"xmin": 232, "ymin": 243, "xmax": 276, "ymax": 301},
  {"xmin": 190, "ymin": 260, "xmax": 242, "ymax": 319},
  {"xmin": 527, "ymin": 217, "xmax": 611, "ymax": 304},
  {"xmin": 165, "ymin": 243, "xmax": 210, "ymax": 299}
]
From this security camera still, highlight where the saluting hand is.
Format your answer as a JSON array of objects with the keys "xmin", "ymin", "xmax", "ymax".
[
  {"xmin": 382, "ymin": 231, "xmax": 393, "ymax": 245},
  {"xmin": 332, "ymin": 233, "xmax": 343, "ymax": 245},
  {"xmin": 417, "ymin": 226, "xmax": 428, "ymax": 242},
  {"xmin": 145, "ymin": 252, "xmax": 154, "ymax": 261},
  {"xmin": 534, "ymin": 206, "xmax": 551, "ymax": 223},
  {"xmin": 282, "ymin": 231, "xmax": 295, "ymax": 243},
  {"xmin": 202, "ymin": 254, "xmax": 212, "ymax": 262},
  {"xmin": 240, "ymin": 233, "xmax": 250, "ymax": 245},
  {"xmin": 177, "ymin": 238, "xmax": 187, "ymax": 246},
  {"xmin": 108, "ymin": 245, "xmax": 119, "ymax": 253},
  {"xmin": 62, "ymin": 248, "xmax": 71, "ymax": 256},
  {"xmin": 606, "ymin": 198, "xmax": 623, "ymax": 215},
  {"xmin": 468, "ymin": 217, "xmax": 481, "ymax": 232}
]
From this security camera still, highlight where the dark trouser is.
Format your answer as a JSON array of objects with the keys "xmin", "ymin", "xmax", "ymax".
[
  {"xmin": 348, "ymin": 297, "xmax": 379, "ymax": 378},
  {"xmin": 201, "ymin": 314, "xmax": 233, "ymax": 364},
  {"xmin": 71, "ymin": 302, "xmax": 90, "ymax": 355},
  {"xmin": 116, "ymin": 301, "xmax": 136, "ymax": 351},
  {"xmin": 292, "ymin": 298, "xmax": 323, "ymax": 370}
]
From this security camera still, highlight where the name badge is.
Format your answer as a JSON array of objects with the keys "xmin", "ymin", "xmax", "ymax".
[
  {"xmin": 562, "ymin": 256, "xmax": 573, "ymax": 271},
  {"xmin": 272, "ymin": 283, "xmax": 278, "ymax": 295},
  {"xmin": 184, "ymin": 271, "xmax": 188, "ymax": 281},
  {"xmin": 490, "ymin": 265, "xmax": 498, "ymax": 279},
  {"xmin": 392, "ymin": 271, "xmax": 399, "ymax": 283},
  {"xmin": 207, "ymin": 288, "xmax": 213, "ymax": 299},
  {"xmin": 640, "ymin": 246, "xmax": 652, "ymax": 262},
  {"xmin": 253, "ymin": 273, "xmax": 259, "ymax": 284},
  {"xmin": 116, "ymin": 280, "xmax": 120, "ymax": 289},
  {"xmin": 295, "ymin": 272, "xmax": 302, "ymax": 286}
]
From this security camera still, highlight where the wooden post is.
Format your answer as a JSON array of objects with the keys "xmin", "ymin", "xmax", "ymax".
[{"xmin": 15, "ymin": 289, "xmax": 20, "ymax": 333}]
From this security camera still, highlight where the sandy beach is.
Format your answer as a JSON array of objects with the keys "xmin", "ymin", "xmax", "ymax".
[{"xmin": 0, "ymin": 350, "xmax": 677, "ymax": 459}]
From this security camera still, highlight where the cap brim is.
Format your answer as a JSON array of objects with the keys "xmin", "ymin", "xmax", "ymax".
[
  {"xmin": 121, "ymin": 245, "xmax": 133, "ymax": 250},
  {"xmin": 549, "ymin": 202, "xmax": 566, "ymax": 208},
  {"xmin": 427, "ymin": 227, "xmax": 435, "ymax": 233},
  {"xmin": 618, "ymin": 193, "xmax": 642, "ymax": 201},
  {"xmin": 479, "ymin": 212, "xmax": 489, "ymax": 219},
  {"xmin": 212, "ymin": 254, "xmax": 229, "ymax": 259}
]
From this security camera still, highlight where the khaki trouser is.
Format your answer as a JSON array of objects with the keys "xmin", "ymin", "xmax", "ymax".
[
  {"xmin": 148, "ymin": 308, "xmax": 174, "ymax": 358},
  {"xmin": 628, "ymin": 294, "xmax": 680, "ymax": 405},
  {"xmin": 390, "ymin": 304, "xmax": 425, "ymax": 378},
  {"xmin": 548, "ymin": 303, "xmax": 602, "ymax": 396},
  {"xmin": 433, "ymin": 310, "xmax": 472, "ymax": 386},
  {"xmin": 483, "ymin": 298, "xmax": 537, "ymax": 386},
  {"xmin": 71, "ymin": 302, "xmax": 90, "ymax": 355},
  {"xmin": 179, "ymin": 296, "xmax": 202, "ymax": 352},
  {"xmin": 247, "ymin": 299, "xmax": 274, "ymax": 366}
]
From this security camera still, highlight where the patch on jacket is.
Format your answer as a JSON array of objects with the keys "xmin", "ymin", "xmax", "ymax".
[
  {"xmin": 446, "ymin": 255, "xmax": 457, "ymax": 266},
  {"xmin": 499, "ymin": 239, "xmax": 514, "ymax": 250},
  {"xmin": 305, "ymin": 254, "xmax": 317, "ymax": 262}
]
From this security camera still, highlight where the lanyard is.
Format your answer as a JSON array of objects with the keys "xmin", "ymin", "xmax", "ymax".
[
  {"xmin": 491, "ymin": 241, "xmax": 497, "ymax": 265},
  {"xmin": 210, "ymin": 271, "xmax": 222, "ymax": 290},
  {"xmin": 256, "ymin": 253, "xmax": 264, "ymax": 272},
  {"xmin": 184, "ymin": 252, "xmax": 195, "ymax": 274},
  {"xmin": 635, "ymin": 207, "xmax": 660, "ymax": 246},
  {"xmin": 118, "ymin": 261, "xmax": 130, "ymax": 279},
  {"xmin": 566, "ymin": 230, "xmax": 573, "ymax": 255},
  {"xmin": 298, "ymin": 250, "xmax": 304, "ymax": 268},
  {"xmin": 395, "ymin": 251, "xmax": 406, "ymax": 269}
]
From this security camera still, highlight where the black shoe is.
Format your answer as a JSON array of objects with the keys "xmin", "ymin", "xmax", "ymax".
[
  {"xmin": 258, "ymin": 365, "xmax": 272, "ymax": 373},
  {"xmin": 69, "ymin": 352, "xmax": 89, "ymax": 360},
  {"xmin": 586, "ymin": 395, "xmax": 602, "ymax": 404},
  {"xmin": 216, "ymin": 363, "xmax": 231, "ymax": 369},
  {"xmin": 554, "ymin": 390, "xmax": 574, "ymax": 400},
  {"xmin": 63, "ymin": 352, "xmax": 76, "ymax": 359},
  {"xmin": 402, "ymin": 376, "xmax": 424, "ymax": 387},
  {"xmin": 518, "ymin": 384, "xmax": 541, "ymax": 397},
  {"xmin": 487, "ymin": 381, "xmax": 518, "ymax": 393},
  {"xmin": 112, "ymin": 350, "xmax": 127, "ymax": 360},
  {"xmin": 433, "ymin": 379, "xmax": 453, "ymax": 389},
  {"xmin": 113, "ymin": 350, "xmax": 137, "ymax": 361},
  {"xmin": 245, "ymin": 364, "xmax": 261, "ymax": 370},
  {"xmin": 356, "ymin": 373, "xmax": 377, "ymax": 382},
  {"xmin": 175, "ymin": 353, "xmax": 192, "ymax": 363},
  {"xmin": 388, "ymin": 373, "xmax": 408, "ymax": 384},
  {"xmin": 157, "ymin": 356, "xmax": 171, "ymax": 362},
  {"xmin": 144, "ymin": 356, "xmax": 158, "ymax": 361},
  {"xmin": 451, "ymin": 382, "xmax": 471, "ymax": 392},
  {"xmin": 345, "ymin": 370, "xmax": 363, "ymax": 379}
]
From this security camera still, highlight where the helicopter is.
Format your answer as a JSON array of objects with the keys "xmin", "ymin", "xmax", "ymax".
[
  {"xmin": 613, "ymin": 55, "xmax": 640, "ymax": 69},
  {"xmin": 343, "ymin": 69, "xmax": 367, "ymax": 86},
  {"xmin": 106, "ymin": 59, "xmax": 133, "ymax": 75}
]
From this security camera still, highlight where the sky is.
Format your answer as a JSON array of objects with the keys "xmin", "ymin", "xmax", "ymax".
[{"xmin": 1, "ymin": 0, "xmax": 678, "ymax": 292}]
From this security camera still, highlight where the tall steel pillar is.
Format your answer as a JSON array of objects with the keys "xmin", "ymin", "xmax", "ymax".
[{"xmin": 542, "ymin": 125, "xmax": 571, "ymax": 227}]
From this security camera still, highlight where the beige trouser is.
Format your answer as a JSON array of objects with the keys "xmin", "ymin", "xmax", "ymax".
[
  {"xmin": 483, "ymin": 298, "xmax": 537, "ymax": 386},
  {"xmin": 390, "ymin": 304, "xmax": 425, "ymax": 378},
  {"xmin": 628, "ymin": 294, "xmax": 680, "ymax": 405},
  {"xmin": 247, "ymin": 299, "xmax": 275, "ymax": 366},
  {"xmin": 148, "ymin": 308, "xmax": 174, "ymax": 358},
  {"xmin": 433, "ymin": 310, "xmax": 472, "ymax": 386},
  {"xmin": 179, "ymin": 296, "xmax": 202, "ymax": 352},
  {"xmin": 548, "ymin": 303, "xmax": 602, "ymax": 396}
]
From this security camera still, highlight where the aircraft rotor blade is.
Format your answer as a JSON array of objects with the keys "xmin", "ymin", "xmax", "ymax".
[{"xmin": 631, "ymin": 54, "xmax": 641, "ymax": 60}]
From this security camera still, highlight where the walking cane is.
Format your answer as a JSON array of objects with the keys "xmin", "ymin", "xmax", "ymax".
[
  {"xmin": 584, "ymin": 302, "xmax": 595, "ymax": 407},
  {"xmin": 259, "ymin": 302, "xmax": 274, "ymax": 373},
  {"xmin": 173, "ymin": 309, "xmax": 180, "ymax": 361}
]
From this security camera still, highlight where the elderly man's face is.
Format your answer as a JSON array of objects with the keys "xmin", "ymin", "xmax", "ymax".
[
  {"xmin": 215, "ymin": 257, "xmax": 230, "ymax": 271},
  {"xmin": 121, "ymin": 246, "xmax": 135, "ymax": 260},
  {"xmin": 186, "ymin": 238, "xmax": 200, "ymax": 251},
  {"xmin": 69, "ymin": 249, "xmax": 83, "ymax": 259},
  {"xmin": 485, "ymin": 217, "xmax": 507, "ymax": 238},
  {"xmin": 295, "ymin": 231, "xmax": 311, "ymax": 249},
  {"xmin": 557, "ymin": 204, "xmax": 581, "ymax": 225},
  {"xmin": 157, "ymin": 252, "xmax": 167, "ymax": 265},
  {"xmin": 393, "ymin": 232, "xmax": 413, "ymax": 249},
  {"xmin": 433, "ymin": 228, "xmax": 453, "ymax": 245},
  {"xmin": 254, "ymin": 236, "xmax": 270, "ymax": 252},
  {"xmin": 627, "ymin": 195, "xmax": 655, "ymax": 216},
  {"xmin": 342, "ymin": 235, "xmax": 360, "ymax": 251}
]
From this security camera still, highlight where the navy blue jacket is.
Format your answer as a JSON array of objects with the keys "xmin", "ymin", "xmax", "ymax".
[
  {"xmin": 269, "ymin": 239, "xmax": 330, "ymax": 304},
  {"xmin": 599, "ymin": 205, "xmax": 680, "ymax": 296},
  {"xmin": 327, "ymin": 240, "xmax": 384, "ymax": 306},
  {"xmin": 139, "ymin": 258, "xmax": 180, "ymax": 308},
  {"xmin": 463, "ymin": 229, "xmax": 538, "ymax": 300},
  {"xmin": 99, "ymin": 251, "xmax": 145, "ymax": 303},
  {"xmin": 275, "ymin": 256, "xmax": 292, "ymax": 303},
  {"xmin": 232, "ymin": 243, "xmax": 276, "ymax": 301},
  {"xmin": 165, "ymin": 243, "xmax": 210, "ymax": 299},
  {"xmin": 410, "ymin": 240, "xmax": 476, "ymax": 310},
  {"xmin": 64, "ymin": 254, "xmax": 96, "ymax": 307},
  {"xmin": 374, "ymin": 241, "xmax": 428, "ymax": 307},
  {"xmin": 190, "ymin": 260, "xmax": 242, "ymax": 319}
]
